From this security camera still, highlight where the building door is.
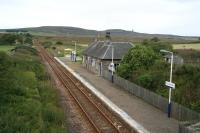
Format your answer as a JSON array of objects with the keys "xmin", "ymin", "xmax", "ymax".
[{"xmin": 99, "ymin": 62, "xmax": 102, "ymax": 76}]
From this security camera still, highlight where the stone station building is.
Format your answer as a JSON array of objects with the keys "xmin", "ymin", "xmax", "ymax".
[{"xmin": 82, "ymin": 40, "xmax": 133, "ymax": 75}]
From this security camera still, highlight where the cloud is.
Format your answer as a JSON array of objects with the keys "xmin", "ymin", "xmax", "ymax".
[{"xmin": 0, "ymin": 0, "xmax": 199, "ymax": 36}]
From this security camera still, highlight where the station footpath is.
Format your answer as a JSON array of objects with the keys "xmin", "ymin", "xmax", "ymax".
[{"xmin": 59, "ymin": 57, "xmax": 179, "ymax": 133}]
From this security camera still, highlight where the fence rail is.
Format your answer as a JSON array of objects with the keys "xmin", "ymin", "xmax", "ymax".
[{"xmin": 102, "ymin": 70, "xmax": 200, "ymax": 121}]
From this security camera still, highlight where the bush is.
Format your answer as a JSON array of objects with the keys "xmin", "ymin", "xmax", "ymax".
[
  {"xmin": 117, "ymin": 63, "xmax": 132, "ymax": 79},
  {"xmin": 56, "ymin": 41, "xmax": 63, "ymax": 45},
  {"xmin": 173, "ymin": 65, "xmax": 200, "ymax": 112},
  {"xmin": 43, "ymin": 41, "xmax": 53, "ymax": 48},
  {"xmin": 136, "ymin": 74, "xmax": 153, "ymax": 89},
  {"xmin": 52, "ymin": 46, "xmax": 56, "ymax": 50},
  {"xmin": 43, "ymin": 103, "xmax": 64, "ymax": 124},
  {"xmin": 12, "ymin": 45, "xmax": 38, "ymax": 55}
]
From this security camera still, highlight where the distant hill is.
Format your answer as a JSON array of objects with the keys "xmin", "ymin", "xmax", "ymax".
[
  {"xmin": 0, "ymin": 26, "xmax": 199, "ymax": 42},
  {"xmin": 1, "ymin": 26, "xmax": 143, "ymax": 36}
]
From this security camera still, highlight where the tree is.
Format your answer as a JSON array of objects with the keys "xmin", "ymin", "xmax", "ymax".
[
  {"xmin": 0, "ymin": 33, "xmax": 32, "ymax": 45},
  {"xmin": 142, "ymin": 38, "xmax": 173, "ymax": 53},
  {"xmin": 151, "ymin": 37, "xmax": 160, "ymax": 42},
  {"xmin": 0, "ymin": 34, "xmax": 17, "ymax": 44},
  {"xmin": 24, "ymin": 33, "xmax": 33, "ymax": 45},
  {"xmin": 117, "ymin": 45, "xmax": 159, "ymax": 79}
]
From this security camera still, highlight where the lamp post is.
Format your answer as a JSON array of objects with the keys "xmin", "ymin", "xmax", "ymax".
[
  {"xmin": 105, "ymin": 43, "xmax": 115, "ymax": 83},
  {"xmin": 72, "ymin": 41, "xmax": 77, "ymax": 62},
  {"xmin": 160, "ymin": 49, "xmax": 174, "ymax": 118},
  {"xmin": 111, "ymin": 44, "xmax": 114, "ymax": 83},
  {"xmin": 107, "ymin": 43, "xmax": 115, "ymax": 83}
]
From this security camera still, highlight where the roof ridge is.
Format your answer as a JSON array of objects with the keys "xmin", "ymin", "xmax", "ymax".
[
  {"xmin": 96, "ymin": 40, "xmax": 132, "ymax": 44},
  {"xmin": 112, "ymin": 42, "xmax": 130, "ymax": 43},
  {"xmin": 99, "ymin": 40, "xmax": 105, "ymax": 42}
]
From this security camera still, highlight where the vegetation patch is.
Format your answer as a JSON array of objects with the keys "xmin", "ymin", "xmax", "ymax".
[
  {"xmin": 0, "ymin": 33, "xmax": 33, "ymax": 45},
  {"xmin": 117, "ymin": 38, "xmax": 200, "ymax": 113},
  {"xmin": 0, "ymin": 44, "xmax": 66, "ymax": 132},
  {"xmin": 175, "ymin": 49, "xmax": 200, "ymax": 64},
  {"xmin": 0, "ymin": 45, "xmax": 15, "ymax": 52},
  {"xmin": 41, "ymin": 40, "xmax": 86, "ymax": 57},
  {"xmin": 173, "ymin": 43, "xmax": 200, "ymax": 51}
]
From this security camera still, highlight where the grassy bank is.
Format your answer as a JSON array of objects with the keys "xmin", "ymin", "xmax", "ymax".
[
  {"xmin": 173, "ymin": 43, "xmax": 200, "ymax": 50},
  {"xmin": 0, "ymin": 45, "xmax": 15, "ymax": 52},
  {"xmin": 0, "ymin": 45, "xmax": 66, "ymax": 132}
]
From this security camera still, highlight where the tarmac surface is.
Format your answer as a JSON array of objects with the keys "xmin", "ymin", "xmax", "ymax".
[{"xmin": 59, "ymin": 57, "xmax": 179, "ymax": 133}]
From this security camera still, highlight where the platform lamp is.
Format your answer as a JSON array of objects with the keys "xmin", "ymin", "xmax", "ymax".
[
  {"xmin": 160, "ymin": 49, "xmax": 174, "ymax": 118},
  {"xmin": 111, "ymin": 44, "xmax": 114, "ymax": 83},
  {"xmin": 72, "ymin": 41, "xmax": 77, "ymax": 62}
]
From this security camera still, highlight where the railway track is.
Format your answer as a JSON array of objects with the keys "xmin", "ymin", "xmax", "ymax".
[{"xmin": 36, "ymin": 44, "xmax": 135, "ymax": 133}]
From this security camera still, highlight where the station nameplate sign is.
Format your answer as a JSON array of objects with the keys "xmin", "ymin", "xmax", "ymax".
[{"xmin": 165, "ymin": 81, "xmax": 175, "ymax": 89}]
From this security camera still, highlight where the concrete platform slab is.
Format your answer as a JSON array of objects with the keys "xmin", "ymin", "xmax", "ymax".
[{"xmin": 58, "ymin": 57, "xmax": 179, "ymax": 133}]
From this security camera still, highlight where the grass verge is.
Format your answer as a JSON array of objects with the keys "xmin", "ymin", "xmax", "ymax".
[
  {"xmin": 0, "ymin": 45, "xmax": 66, "ymax": 133},
  {"xmin": 0, "ymin": 45, "xmax": 15, "ymax": 52}
]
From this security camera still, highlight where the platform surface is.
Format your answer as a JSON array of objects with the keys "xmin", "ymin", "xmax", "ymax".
[{"xmin": 59, "ymin": 57, "xmax": 179, "ymax": 133}]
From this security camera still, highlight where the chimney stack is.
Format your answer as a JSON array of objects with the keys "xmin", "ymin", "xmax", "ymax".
[{"xmin": 105, "ymin": 31, "xmax": 111, "ymax": 42}]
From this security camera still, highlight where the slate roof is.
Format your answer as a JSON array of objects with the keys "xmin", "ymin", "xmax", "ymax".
[{"xmin": 83, "ymin": 41, "xmax": 133, "ymax": 60}]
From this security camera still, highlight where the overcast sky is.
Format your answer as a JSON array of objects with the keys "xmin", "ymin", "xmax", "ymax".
[{"xmin": 0, "ymin": 0, "xmax": 200, "ymax": 36}]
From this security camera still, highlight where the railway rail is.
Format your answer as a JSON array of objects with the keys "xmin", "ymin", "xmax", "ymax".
[{"xmin": 36, "ymin": 43, "xmax": 136, "ymax": 133}]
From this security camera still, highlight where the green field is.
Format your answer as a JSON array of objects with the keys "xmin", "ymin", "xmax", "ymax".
[
  {"xmin": 173, "ymin": 43, "xmax": 200, "ymax": 50},
  {"xmin": 0, "ymin": 45, "xmax": 15, "ymax": 52}
]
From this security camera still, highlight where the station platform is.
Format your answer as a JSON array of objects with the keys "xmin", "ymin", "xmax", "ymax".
[{"xmin": 58, "ymin": 57, "xmax": 179, "ymax": 133}]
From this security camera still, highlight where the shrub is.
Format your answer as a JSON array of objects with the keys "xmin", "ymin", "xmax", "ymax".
[
  {"xmin": 117, "ymin": 63, "xmax": 132, "ymax": 79},
  {"xmin": 56, "ymin": 41, "xmax": 63, "ymax": 45},
  {"xmin": 43, "ymin": 41, "xmax": 53, "ymax": 48},
  {"xmin": 173, "ymin": 65, "xmax": 200, "ymax": 112},
  {"xmin": 136, "ymin": 74, "xmax": 153, "ymax": 89},
  {"xmin": 43, "ymin": 103, "xmax": 64, "ymax": 124}
]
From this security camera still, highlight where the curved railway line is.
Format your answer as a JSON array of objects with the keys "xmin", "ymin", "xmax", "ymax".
[{"xmin": 36, "ymin": 43, "xmax": 137, "ymax": 133}]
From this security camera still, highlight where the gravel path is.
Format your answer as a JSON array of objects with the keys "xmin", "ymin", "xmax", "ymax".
[{"xmin": 59, "ymin": 57, "xmax": 179, "ymax": 133}]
